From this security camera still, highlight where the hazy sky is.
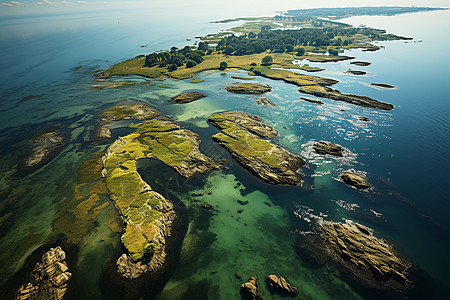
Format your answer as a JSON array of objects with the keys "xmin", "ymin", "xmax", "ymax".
[{"xmin": 0, "ymin": 0, "xmax": 448, "ymax": 17}]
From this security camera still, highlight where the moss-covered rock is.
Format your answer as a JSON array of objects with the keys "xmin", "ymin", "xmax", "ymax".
[
  {"xmin": 225, "ymin": 82, "xmax": 272, "ymax": 94},
  {"xmin": 103, "ymin": 110, "xmax": 218, "ymax": 277},
  {"xmin": 209, "ymin": 111, "xmax": 305, "ymax": 186},
  {"xmin": 168, "ymin": 91, "xmax": 207, "ymax": 103}
]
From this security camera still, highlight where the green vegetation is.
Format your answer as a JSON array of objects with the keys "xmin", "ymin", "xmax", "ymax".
[
  {"xmin": 219, "ymin": 61, "xmax": 228, "ymax": 70},
  {"xmin": 103, "ymin": 106, "xmax": 138, "ymax": 120},
  {"xmin": 261, "ymin": 55, "xmax": 273, "ymax": 66}
]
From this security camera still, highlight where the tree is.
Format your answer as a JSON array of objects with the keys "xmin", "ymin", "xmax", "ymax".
[
  {"xmin": 206, "ymin": 49, "xmax": 213, "ymax": 55},
  {"xmin": 198, "ymin": 41, "xmax": 209, "ymax": 52},
  {"xmin": 261, "ymin": 55, "xmax": 273, "ymax": 66},
  {"xmin": 219, "ymin": 61, "xmax": 228, "ymax": 70},
  {"xmin": 223, "ymin": 46, "xmax": 234, "ymax": 56},
  {"xmin": 296, "ymin": 47, "xmax": 306, "ymax": 56},
  {"xmin": 328, "ymin": 48, "xmax": 339, "ymax": 56},
  {"xmin": 285, "ymin": 44, "xmax": 294, "ymax": 53},
  {"xmin": 343, "ymin": 39, "xmax": 349, "ymax": 46},
  {"xmin": 168, "ymin": 63, "xmax": 177, "ymax": 71},
  {"xmin": 186, "ymin": 60, "xmax": 197, "ymax": 68},
  {"xmin": 261, "ymin": 25, "xmax": 271, "ymax": 32},
  {"xmin": 248, "ymin": 32, "xmax": 257, "ymax": 39}
]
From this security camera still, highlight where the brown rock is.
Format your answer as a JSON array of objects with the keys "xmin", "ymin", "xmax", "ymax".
[
  {"xmin": 267, "ymin": 274, "xmax": 298, "ymax": 295},
  {"xmin": 256, "ymin": 98, "xmax": 276, "ymax": 106},
  {"xmin": 241, "ymin": 277, "xmax": 262, "ymax": 300},
  {"xmin": 226, "ymin": 82, "xmax": 272, "ymax": 94},
  {"xmin": 341, "ymin": 171, "xmax": 371, "ymax": 190},
  {"xmin": 313, "ymin": 141, "xmax": 344, "ymax": 157}
]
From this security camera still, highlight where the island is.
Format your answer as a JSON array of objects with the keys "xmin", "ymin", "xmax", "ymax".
[
  {"xmin": 371, "ymin": 83, "xmax": 395, "ymax": 89},
  {"xmin": 313, "ymin": 141, "xmax": 344, "ymax": 157},
  {"xmin": 225, "ymin": 82, "xmax": 271, "ymax": 94},
  {"xmin": 341, "ymin": 171, "xmax": 371, "ymax": 190},
  {"xmin": 101, "ymin": 105, "xmax": 219, "ymax": 278},
  {"xmin": 209, "ymin": 111, "xmax": 305, "ymax": 186},
  {"xmin": 168, "ymin": 91, "xmax": 207, "ymax": 103}
]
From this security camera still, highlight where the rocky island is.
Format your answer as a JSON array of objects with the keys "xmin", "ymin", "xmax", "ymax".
[
  {"xmin": 225, "ymin": 82, "xmax": 272, "ymax": 94},
  {"xmin": 168, "ymin": 91, "xmax": 207, "ymax": 103},
  {"xmin": 267, "ymin": 275, "xmax": 298, "ymax": 295},
  {"xmin": 16, "ymin": 247, "xmax": 71, "ymax": 300},
  {"xmin": 313, "ymin": 141, "xmax": 344, "ymax": 157},
  {"xmin": 102, "ymin": 107, "xmax": 218, "ymax": 278},
  {"xmin": 299, "ymin": 85, "xmax": 394, "ymax": 110},
  {"xmin": 341, "ymin": 171, "xmax": 371, "ymax": 190},
  {"xmin": 296, "ymin": 220, "xmax": 413, "ymax": 298},
  {"xmin": 209, "ymin": 111, "xmax": 305, "ymax": 186}
]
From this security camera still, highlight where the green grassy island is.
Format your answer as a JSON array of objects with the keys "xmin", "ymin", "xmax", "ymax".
[{"xmin": 100, "ymin": 15, "xmax": 408, "ymax": 109}]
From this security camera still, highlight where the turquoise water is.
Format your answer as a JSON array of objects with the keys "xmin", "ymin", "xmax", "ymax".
[{"xmin": 0, "ymin": 7, "xmax": 449, "ymax": 300}]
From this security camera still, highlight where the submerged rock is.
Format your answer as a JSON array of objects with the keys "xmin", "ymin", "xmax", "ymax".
[
  {"xmin": 226, "ymin": 82, "xmax": 272, "ymax": 94},
  {"xmin": 16, "ymin": 247, "xmax": 71, "ymax": 300},
  {"xmin": 297, "ymin": 220, "xmax": 412, "ymax": 298},
  {"xmin": 299, "ymin": 85, "xmax": 394, "ymax": 110},
  {"xmin": 345, "ymin": 69, "xmax": 367, "ymax": 75},
  {"xmin": 256, "ymin": 98, "xmax": 276, "ymax": 106},
  {"xmin": 241, "ymin": 277, "xmax": 262, "ymax": 300},
  {"xmin": 209, "ymin": 111, "xmax": 305, "ymax": 186},
  {"xmin": 267, "ymin": 275, "xmax": 298, "ymax": 295},
  {"xmin": 168, "ymin": 91, "xmax": 207, "ymax": 103},
  {"xmin": 300, "ymin": 97, "xmax": 324, "ymax": 105},
  {"xmin": 313, "ymin": 141, "xmax": 344, "ymax": 157},
  {"xmin": 358, "ymin": 116, "xmax": 370, "ymax": 122},
  {"xmin": 19, "ymin": 125, "xmax": 68, "ymax": 172},
  {"xmin": 341, "ymin": 171, "xmax": 371, "ymax": 190}
]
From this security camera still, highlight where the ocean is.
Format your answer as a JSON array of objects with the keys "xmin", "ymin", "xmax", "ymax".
[{"xmin": 0, "ymin": 5, "xmax": 449, "ymax": 300}]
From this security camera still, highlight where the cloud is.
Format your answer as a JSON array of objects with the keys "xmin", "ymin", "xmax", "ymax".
[
  {"xmin": 1, "ymin": 2, "xmax": 14, "ymax": 5},
  {"xmin": 43, "ymin": 0, "xmax": 53, "ymax": 3}
]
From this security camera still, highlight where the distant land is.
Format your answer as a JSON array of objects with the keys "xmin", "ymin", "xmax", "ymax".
[{"xmin": 287, "ymin": 6, "xmax": 448, "ymax": 20}]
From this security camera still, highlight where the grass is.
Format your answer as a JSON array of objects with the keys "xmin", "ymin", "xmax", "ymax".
[
  {"xmin": 90, "ymin": 81, "xmax": 136, "ymax": 89},
  {"xmin": 104, "ymin": 106, "xmax": 138, "ymax": 120},
  {"xmin": 190, "ymin": 78, "xmax": 205, "ymax": 83}
]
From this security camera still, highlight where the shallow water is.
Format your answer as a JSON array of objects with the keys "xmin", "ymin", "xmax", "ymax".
[{"xmin": 0, "ymin": 6, "xmax": 449, "ymax": 300}]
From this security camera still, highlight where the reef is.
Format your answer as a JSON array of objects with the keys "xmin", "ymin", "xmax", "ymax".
[
  {"xmin": 341, "ymin": 171, "xmax": 371, "ymax": 190},
  {"xmin": 209, "ymin": 111, "xmax": 305, "ymax": 186},
  {"xmin": 299, "ymin": 85, "xmax": 394, "ymax": 110},
  {"xmin": 103, "ymin": 113, "xmax": 218, "ymax": 278},
  {"xmin": 297, "ymin": 220, "xmax": 412, "ymax": 298},
  {"xmin": 94, "ymin": 103, "xmax": 161, "ymax": 140},
  {"xmin": 16, "ymin": 247, "xmax": 71, "ymax": 300},
  {"xmin": 225, "ymin": 82, "xmax": 272, "ymax": 94},
  {"xmin": 313, "ymin": 141, "xmax": 344, "ymax": 157},
  {"xmin": 19, "ymin": 125, "xmax": 68, "ymax": 172},
  {"xmin": 267, "ymin": 275, "xmax": 298, "ymax": 295},
  {"xmin": 168, "ymin": 91, "xmax": 207, "ymax": 103}
]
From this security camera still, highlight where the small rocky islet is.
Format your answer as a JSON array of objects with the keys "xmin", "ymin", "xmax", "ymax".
[
  {"xmin": 341, "ymin": 171, "xmax": 371, "ymax": 190},
  {"xmin": 209, "ymin": 111, "xmax": 305, "ymax": 186},
  {"xmin": 168, "ymin": 91, "xmax": 207, "ymax": 103},
  {"xmin": 296, "ymin": 219, "xmax": 413, "ymax": 298},
  {"xmin": 313, "ymin": 141, "xmax": 344, "ymax": 157},
  {"xmin": 225, "ymin": 82, "xmax": 272, "ymax": 94}
]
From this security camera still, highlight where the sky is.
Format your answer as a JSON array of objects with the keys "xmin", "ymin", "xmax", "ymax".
[{"xmin": 0, "ymin": 0, "xmax": 448, "ymax": 17}]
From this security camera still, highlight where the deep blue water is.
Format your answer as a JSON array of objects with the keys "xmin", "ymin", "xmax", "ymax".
[{"xmin": 0, "ymin": 7, "xmax": 449, "ymax": 300}]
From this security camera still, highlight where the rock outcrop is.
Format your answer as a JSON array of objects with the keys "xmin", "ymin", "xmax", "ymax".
[
  {"xmin": 16, "ymin": 247, "xmax": 71, "ymax": 300},
  {"xmin": 299, "ymin": 85, "xmax": 394, "ymax": 110},
  {"xmin": 103, "ymin": 113, "xmax": 218, "ymax": 278},
  {"xmin": 209, "ymin": 111, "xmax": 305, "ymax": 186},
  {"xmin": 241, "ymin": 277, "xmax": 262, "ymax": 300},
  {"xmin": 313, "ymin": 141, "xmax": 344, "ymax": 157},
  {"xmin": 300, "ymin": 97, "xmax": 324, "ymax": 105},
  {"xmin": 297, "ymin": 220, "xmax": 412, "ymax": 298},
  {"xmin": 94, "ymin": 103, "xmax": 161, "ymax": 140},
  {"xmin": 371, "ymin": 83, "xmax": 395, "ymax": 89},
  {"xmin": 267, "ymin": 275, "xmax": 298, "ymax": 295},
  {"xmin": 341, "ymin": 171, "xmax": 371, "ymax": 190},
  {"xmin": 168, "ymin": 91, "xmax": 207, "ymax": 103},
  {"xmin": 351, "ymin": 61, "xmax": 371, "ymax": 66},
  {"xmin": 226, "ymin": 82, "xmax": 272, "ymax": 94}
]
